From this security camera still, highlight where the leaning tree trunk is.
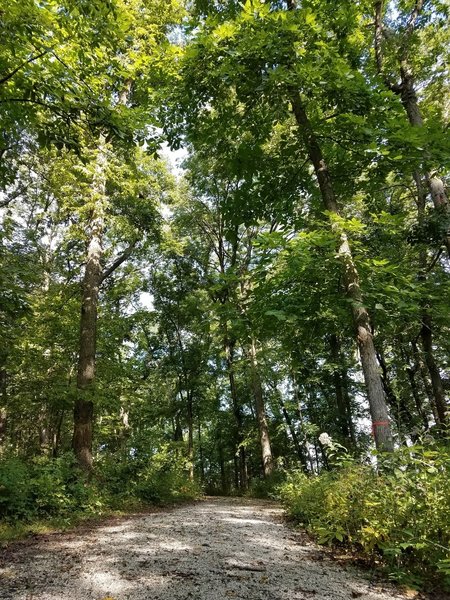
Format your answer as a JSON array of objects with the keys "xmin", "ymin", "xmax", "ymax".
[
  {"xmin": 248, "ymin": 339, "xmax": 273, "ymax": 477},
  {"xmin": 72, "ymin": 141, "xmax": 107, "ymax": 470},
  {"xmin": 291, "ymin": 93, "xmax": 394, "ymax": 452},
  {"xmin": 374, "ymin": 0, "xmax": 450, "ymax": 257},
  {"xmin": 399, "ymin": 74, "xmax": 450, "ymax": 257}
]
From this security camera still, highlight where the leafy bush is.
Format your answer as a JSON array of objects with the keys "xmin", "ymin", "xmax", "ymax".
[
  {"xmin": 248, "ymin": 470, "xmax": 287, "ymax": 499},
  {"xmin": 0, "ymin": 453, "xmax": 92, "ymax": 521},
  {"xmin": 30, "ymin": 454, "xmax": 93, "ymax": 517},
  {"xmin": 278, "ymin": 439, "xmax": 450, "ymax": 588},
  {"xmin": 0, "ymin": 444, "xmax": 200, "ymax": 526},
  {"xmin": 0, "ymin": 458, "xmax": 31, "ymax": 519},
  {"xmin": 134, "ymin": 443, "xmax": 201, "ymax": 505}
]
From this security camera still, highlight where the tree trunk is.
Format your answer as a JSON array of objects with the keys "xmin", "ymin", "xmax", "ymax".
[
  {"xmin": 52, "ymin": 410, "xmax": 65, "ymax": 458},
  {"xmin": 291, "ymin": 93, "xmax": 394, "ymax": 452},
  {"xmin": 398, "ymin": 73, "xmax": 450, "ymax": 255},
  {"xmin": 411, "ymin": 340, "xmax": 440, "ymax": 424},
  {"xmin": 72, "ymin": 141, "xmax": 107, "ymax": 470},
  {"xmin": 374, "ymin": 1, "xmax": 450, "ymax": 256},
  {"xmin": 233, "ymin": 454, "xmax": 240, "ymax": 490},
  {"xmin": 248, "ymin": 339, "xmax": 273, "ymax": 477},
  {"xmin": 376, "ymin": 350, "xmax": 401, "ymax": 426},
  {"xmin": 412, "ymin": 174, "xmax": 448, "ymax": 429},
  {"xmin": 420, "ymin": 314, "xmax": 448, "ymax": 428},
  {"xmin": 279, "ymin": 395, "xmax": 308, "ymax": 471},
  {"xmin": 197, "ymin": 421, "xmax": 205, "ymax": 482},
  {"xmin": 341, "ymin": 365, "xmax": 356, "ymax": 446},
  {"xmin": 291, "ymin": 370, "xmax": 314, "ymax": 471},
  {"xmin": 218, "ymin": 431, "xmax": 227, "ymax": 494},
  {"xmin": 330, "ymin": 334, "xmax": 355, "ymax": 446},
  {"xmin": 225, "ymin": 338, "xmax": 247, "ymax": 489},
  {"xmin": 0, "ymin": 369, "xmax": 7, "ymax": 452},
  {"xmin": 402, "ymin": 346, "xmax": 429, "ymax": 431},
  {"xmin": 187, "ymin": 390, "xmax": 194, "ymax": 481},
  {"xmin": 174, "ymin": 411, "xmax": 183, "ymax": 441},
  {"xmin": 39, "ymin": 412, "xmax": 50, "ymax": 454}
]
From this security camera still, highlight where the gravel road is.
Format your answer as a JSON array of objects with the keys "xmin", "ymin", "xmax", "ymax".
[{"xmin": 0, "ymin": 497, "xmax": 426, "ymax": 600}]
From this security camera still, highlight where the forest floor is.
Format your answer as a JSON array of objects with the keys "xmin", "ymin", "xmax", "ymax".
[{"xmin": 0, "ymin": 497, "xmax": 445, "ymax": 600}]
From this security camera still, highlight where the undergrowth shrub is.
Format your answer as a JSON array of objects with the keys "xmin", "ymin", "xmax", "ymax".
[
  {"xmin": 0, "ymin": 443, "xmax": 200, "ymax": 525},
  {"xmin": 0, "ymin": 458, "xmax": 31, "ymax": 519},
  {"xmin": 134, "ymin": 443, "xmax": 201, "ymax": 504},
  {"xmin": 248, "ymin": 470, "xmax": 287, "ymax": 499},
  {"xmin": 0, "ymin": 453, "xmax": 92, "ymax": 520},
  {"xmin": 278, "ymin": 439, "xmax": 450, "ymax": 588}
]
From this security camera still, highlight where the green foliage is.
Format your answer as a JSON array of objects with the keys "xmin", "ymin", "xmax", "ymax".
[
  {"xmin": 136, "ymin": 468, "xmax": 200, "ymax": 505},
  {"xmin": 0, "ymin": 1, "xmax": 449, "ymax": 591},
  {"xmin": 137, "ymin": 444, "xmax": 201, "ymax": 504},
  {"xmin": 247, "ymin": 470, "xmax": 287, "ymax": 500},
  {"xmin": 97, "ymin": 445, "xmax": 201, "ymax": 507},
  {"xmin": 0, "ymin": 458, "xmax": 31, "ymax": 519},
  {"xmin": 0, "ymin": 454, "xmax": 91, "ymax": 520},
  {"xmin": 279, "ymin": 440, "xmax": 450, "ymax": 588},
  {"xmin": 0, "ymin": 448, "xmax": 200, "ymax": 526}
]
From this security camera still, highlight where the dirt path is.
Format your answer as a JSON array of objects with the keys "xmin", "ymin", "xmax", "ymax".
[{"xmin": 0, "ymin": 497, "xmax": 414, "ymax": 600}]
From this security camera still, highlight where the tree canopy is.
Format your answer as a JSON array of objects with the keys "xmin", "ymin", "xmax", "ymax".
[{"xmin": 0, "ymin": 0, "xmax": 449, "ymax": 589}]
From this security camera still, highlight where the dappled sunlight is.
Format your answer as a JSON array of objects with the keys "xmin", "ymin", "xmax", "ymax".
[
  {"xmin": 220, "ymin": 517, "xmax": 281, "ymax": 526},
  {"xmin": 159, "ymin": 541, "xmax": 194, "ymax": 551},
  {"xmin": 0, "ymin": 499, "xmax": 408, "ymax": 600}
]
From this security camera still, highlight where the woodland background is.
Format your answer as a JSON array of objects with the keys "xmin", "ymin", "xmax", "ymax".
[{"xmin": 0, "ymin": 0, "xmax": 449, "ymax": 590}]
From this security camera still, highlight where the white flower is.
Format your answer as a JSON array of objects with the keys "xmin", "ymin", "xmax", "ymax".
[{"xmin": 318, "ymin": 432, "xmax": 333, "ymax": 448}]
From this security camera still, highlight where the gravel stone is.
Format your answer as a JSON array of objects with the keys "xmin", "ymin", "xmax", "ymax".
[{"xmin": 0, "ymin": 497, "xmax": 419, "ymax": 600}]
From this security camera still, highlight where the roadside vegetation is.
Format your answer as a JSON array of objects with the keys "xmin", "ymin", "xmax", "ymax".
[{"xmin": 1, "ymin": 0, "xmax": 449, "ymax": 592}]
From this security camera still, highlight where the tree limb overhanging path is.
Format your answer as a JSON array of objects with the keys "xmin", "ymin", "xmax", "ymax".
[{"xmin": 0, "ymin": 498, "xmax": 416, "ymax": 600}]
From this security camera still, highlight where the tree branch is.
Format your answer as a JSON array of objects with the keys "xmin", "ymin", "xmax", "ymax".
[
  {"xmin": 374, "ymin": 0, "xmax": 403, "ymax": 93},
  {"xmin": 100, "ymin": 240, "xmax": 138, "ymax": 283},
  {"xmin": 0, "ymin": 49, "xmax": 50, "ymax": 86},
  {"xmin": 426, "ymin": 248, "xmax": 443, "ymax": 273},
  {"xmin": 0, "ymin": 97, "xmax": 64, "ymax": 115},
  {"xmin": 405, "ymin": 0, "xmax": 425, "ymax": 37},
  {"xmin": 374, "ymin": 1, "xmax": 385, "ymax": 75}
]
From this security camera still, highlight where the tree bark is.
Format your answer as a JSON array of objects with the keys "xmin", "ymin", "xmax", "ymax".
[
  {"xmin": 412, "ymin": 173, "xmax": 448, "ymax": 429},
  {"xmin": 411, "ymin": 340, "xmax": 440, "ymax": 424},
  {"xmin": 291, "ymin": 370, "xmax": 314, "ymax": 471},
  {"xmin": 218, "ymin": 429, "xmax": 227, "ymax": 494},
  {"xmin": 420, "ymin": 314, "xmax": 448, "ymax": 428},
  {"xmin": 330, "ymin": 334, "xmax": 355, "ymax": 446},
  {"xmin": 248, "ymin": 339, "xmax": 273, "ymax": 477},
  {"xmin": 225, "ymin": 338, "xmax": 248, "ymax": 490},
  {"xmin": 0, "ymin": 369, "xmax": 6, "ymax": 452},
  {"xmin": 72, "ymin": 141, "xmax": 107, "ymax": 470},
  {"xmin": 402, "ymin": 345, "xmax": 429, "ymax": 431},
  {"xmin": 374, "ymin": 0, "xmax": 450, "ymax": 256},
  {"xmin": 278, "ymin": 395, "xmax": 308, "ymax": 471},
  {"xmin": 187, "ymin": 390, "xmax": 194, "ymax": 481},
  {"xmin": 400, "ymin": 75, "xmax": 450, "ymax": 256},
  {"xmin": 197, "ymin": 421, "xmax": 205, "ymax": 482},
  {"xmin": 52, "ymin": 409, "xmax": 65, "ymax": 458},
  {"xmin": 173, "ymin": 411, "xmax": 183, "ymax": 441},
  {"xmin": 376, "ymin": 347, "xmax": 418, "ymax": 442},
  {"xmin": 290, "ymin": 93, "xmax": 394, "ymax": 452}
]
